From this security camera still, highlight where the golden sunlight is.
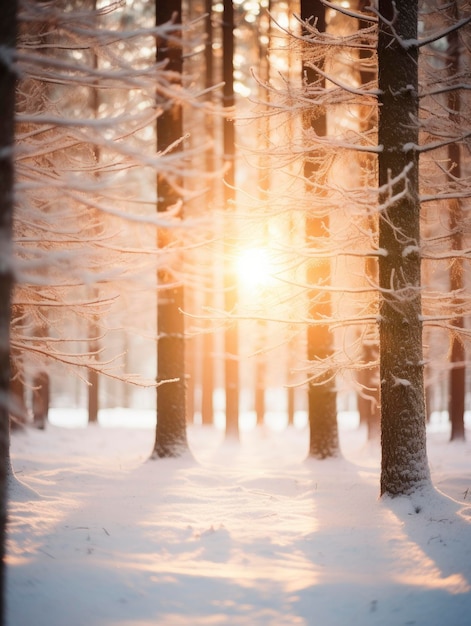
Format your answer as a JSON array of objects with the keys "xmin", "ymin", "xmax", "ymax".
[{"xmin": 235, "ymin": 247, "xmax": 274, "ymax": 290}]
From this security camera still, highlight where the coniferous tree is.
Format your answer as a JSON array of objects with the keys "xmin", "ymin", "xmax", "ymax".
[
  {"xmin": 377, "ymin": 0, "xmax": 430, "ymax": 496},
  {"xmin": 301, "ymin": 0, "xmax": 339, "ymax": 459},
  {"xmin": 254, "ymin": 0, "xmax": 272, "ymax": 427},
  {"xmin": 223, "ymin": 0, "xmax": 239, "ymax": 440},
  {"xmin": 446, "ymin": 0, "xmax": 465, "ymax": 442},
  {"xmin": 13, "ymin": 1, "xmax": 200, "ymax": 441},
  {"xmin": 152, "ymin": 0, "xmax": 189, "ymax": 457},
  {"xmin": 201, "ymin": 0, "xmax": 215, "ymax": 426},
  {"xmin": 356, "ymin": 0, "xmax": 380, "ymax": 441},
  {"xmin": 88, "ymin": 0, "xmax": 101, "ymax": 425},
  {"xmin": 0, "ymin": 1, "xmax": 17, "ymax": 620},
  {"xmin": 14, "ymin": 5, "xmax": 127, "ymax": 382}
]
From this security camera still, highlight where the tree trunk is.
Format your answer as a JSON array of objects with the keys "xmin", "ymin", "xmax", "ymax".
[
  {"xmin": 0, "ymin": 2, "xmax": 17, "ymax": 622},
  {"xmin": 287, "ymin": 385, "xmax": 295, "ymax": 426},
  {"xmin": 87, "ymin": 323, "xmax": 99, "ymax": 424},
  {"xmin": 255, "ymin": 347, "xmax": 265, "ymax": 426},
  {"xmin": 32, "ymin": 371, "xmax": 49, "ymax": 430},
  {"xmin": 446, "ymin": 0, "xmax": 465, "ymax": 442},
  {"xmin": 9, "ymin": 353, "xmax": 27, "ymax": 430},
  {"xmin": 186, "ymin": 334, "xmax": 195, "ymax": 424},
  {"xmin": 201, "ymin": 330, "xmax": 214, "ymax": 425},
  {"xmin": 378, "ymin": 0, "xmax": 430, "ymax": 496},
  {"xmin": 152, "ymin": 0, "xmax": 188, "ymax": 458},
  {"xmin": 357, "ymin": 0, "xmax": 380, "ymax": 440},
  {"xmin": 223, "ymin": 0, "xmax": 239, "ymax": 440},
  {"xmin": 357, "ymin": 337, "xmax": 380, "ymax": 441},
  {"xmin": 254, "ymin": 3, "xmax": 271, "ymax": 429},
  {"xmin": 358, "ymin": 263, "xmax": 380, "ymax": 441},
  {"xmin": 201, "ymin": 0, "xmax": 214, "ymax": 427},
  {"xmin": 88, "ymin": 5, "xmax": 100, "ymax": 425},
  {"xmin": 301, "ymin": 0, "xmax": 339, "ymax": 459}
]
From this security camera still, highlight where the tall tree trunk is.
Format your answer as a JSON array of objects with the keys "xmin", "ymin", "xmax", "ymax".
[
  {"xmin": 357, "ymin": 0, "xmax": 380, "ymax": 440},
  {"xmin": 152, "ymin": 0, "xmax": 188, "ymax": 458},
  {"xmin": 286, "ymin": 0, "xmax": 296, "ymax": 430},
  {"xmin": 0, "ymin": 1, "xmax": 17, "ymax": 621},
  {"xmin": 378, "ymin": 0, "xmax": 430, "ymax": 496},
  {"xmin": 88, "ymin": 6, "xmax": 100, "ymax": 425},
  {"xmin": 254, "ymin": 0, "xmax": 271, "ymax": 428},
  {"xmin": 301, "ymin": 0, "xmax": 339, "ymax": 459},
  {"xmin": 446, "ymin": 0, "xmax": 465, "ymax": 442},
  {"xmin": 223, "ymin": 0, "xmax": 239, "ymax": 439},
  {"xmin": 201, "ymin": 0, "xmax": 214, "ymax": 427}
]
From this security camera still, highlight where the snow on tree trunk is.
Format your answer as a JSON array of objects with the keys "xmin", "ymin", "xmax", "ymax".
[
  {"xmin": 378, "ymin": 0, "xmax": 430, "ymax": 496},
  {"xmin": 0, "ymin": 1, "xmax": 17, "ymax": 619}
]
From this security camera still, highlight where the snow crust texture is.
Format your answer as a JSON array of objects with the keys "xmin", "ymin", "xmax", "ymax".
[{"xmin": 7, "ymin": 410, "xmax": 471, "ymax": 626}]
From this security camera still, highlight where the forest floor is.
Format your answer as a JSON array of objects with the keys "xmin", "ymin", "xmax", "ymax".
[{"xmin": 6, "ymin": 409, "xmax": 471, "ymax": 626}]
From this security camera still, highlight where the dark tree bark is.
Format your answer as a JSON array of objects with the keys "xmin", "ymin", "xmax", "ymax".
[
  {"xmin": 186, "ymin": 333, "xmax": 195, "ymax": 424},
  {"xmin": 301, "ymin": 0, "xmax": 339, "ymax": 459},
  {"xmin": 223, "ymin": 0, "xmax": 239, "ymax": 440},
  {"xmin": 201, "ymin": 331, "xmax": 214, "ymax": 425},
  {"xmin": 201, "ymin": 0, "xmax": 214, "ymax": 427},
  {"xmin": 255, "ymin": 350, "xmax": 265, "ymax": 426},
  {"xmin": 32, "ymin": 371, "xmax": 49, "ymax": 430},
  {"xmin": 88, "ymin": 5, "xmax": 100, "ymax": 425},
  {"xmin": 378, "ymin": 0, "xmax": 430, "ymax": 496},
  {"xmin": 446, "ymin": 0, "xmax": 465, "ymax": 442},
  {"xmin": 152, "ymin": 0, "xmax": 188, "ymax": 458},
  {"xmin": 0, "ymin": 1, "xmax": 17, "ymax": 620},
  {"xmin": 287, "ymin": 384, "xmax": 295, "ymax": 426},
  {"xmin": 254, "ymin": 1, "xmax": 271, "ymax": 428},
  {"xmin": 87, "ymin": 354, "xmax": 99, "ymax": 424}
]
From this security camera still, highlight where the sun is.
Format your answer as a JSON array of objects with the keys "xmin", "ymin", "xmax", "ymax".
[{"xmin": 235, "ymin": 247, "xmax": 274, "ymax": 290}]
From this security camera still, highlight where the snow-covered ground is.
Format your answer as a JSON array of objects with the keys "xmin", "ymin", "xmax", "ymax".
[{"xmin": 7, "ymin": 409, "xmax": 471, "ymax": 626}]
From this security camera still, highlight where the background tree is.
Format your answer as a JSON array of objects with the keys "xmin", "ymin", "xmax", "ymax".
[
  {"xmin": 419, "ymin": 0, "xmax": 471, "ymax": 439},
  {"xmin": 223, "ymin": 0, "xmax": 239, "ymax": 440},
  {"xmin": 356, "ymin": 0, "xmax": 380, "ymax": 441},
  {"xmin": 14, "ymin": 1, "xmax": 157, "ymax": 402},
  {"xmin": 254, "ymin": 0, "xmax": 271, "ymax": 427},
  {"xmin": 201, "ymin": 0, "xmax": 215, "ymax": 427},
  {"xmin": 445, "ymin": 0, "xmax": 466, "ymax": 441},
  {"xmin": 13, "ymin": 1, "xmax": 205, "ymax": 440},
  {"xmin": 87, "ymin": 0, "xmax": 102, "ymax": 426},
  {"xmin": 301, "ymin": 0, "xmax": 339, "ymax": 458},
  {"xmin": 0, "ymin": 1, "xmax": 17, "ymax": 621},
  {"xmin": 152, "ymin": 0, "xmax": 189, "ymax": 457}
]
